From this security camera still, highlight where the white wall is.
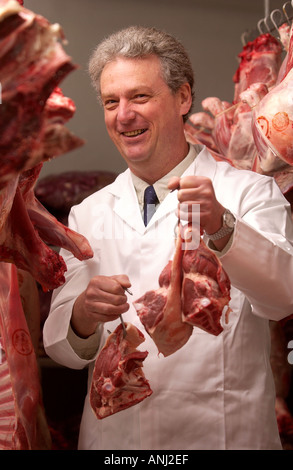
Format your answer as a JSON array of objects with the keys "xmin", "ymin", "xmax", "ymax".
[{"xmin": 23, "ymin": 0, "xmax": 287, "ymax": 178}]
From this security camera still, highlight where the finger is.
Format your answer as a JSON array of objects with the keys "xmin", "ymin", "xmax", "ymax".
[
  {"xmin": 178, "ymin": 202, "xmax": 201, "ymax": 224},
  {"xmin": 178, "ymin": 175, "xmax": 200, "ymax": 189},
  {"xmin": 177, "ymin": 187, "xmax": 202, "ymax": 203},
  {"xmin": 167, "ymin": 176, "xmax": 181, "ymax": 191},
  {"xmin": 92, "ymin": 301, "xmax": 130, "ymax": 318},
  {"xmin": 111, "ymin": 274, "xmax": 132, "ymax": 293}
]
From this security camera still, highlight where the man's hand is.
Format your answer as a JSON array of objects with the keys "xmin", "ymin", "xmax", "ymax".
[
  {"xmin": 71, "ymin": 274, "xmax": 131, "ymax": 338},
  {"xmin": 168, "ymin": 175, "xmax": 231, "ymax": 251}
]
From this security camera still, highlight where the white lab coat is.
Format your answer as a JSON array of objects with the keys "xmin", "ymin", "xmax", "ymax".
[{"xmin": 43, "ymin": 146, "xmax": 293, "ymax": 450}]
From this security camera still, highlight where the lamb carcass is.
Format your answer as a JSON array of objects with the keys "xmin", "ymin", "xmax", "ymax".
[
  {"xmin": 185, "ymin": 33, "xmax": 282, "ymax": 171},
  {"xmin": 248, "ymin": 24, "xmax": 293, "ymax": 168},
  {"xmin": 133, "ymin": 225, "xmax": 193, "ymax": 357},
  {"xmin": 90, "ymin": 323, "xmax": 152, "ymax": 419},
  {"xmin": 233, "ymin": 33, "xmax": 282, "ymax": 103}
]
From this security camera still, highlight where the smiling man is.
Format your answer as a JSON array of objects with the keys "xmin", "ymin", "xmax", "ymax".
[
  {"xmin": 100, "ymin": 54, "xmax": 191, "ymax": 182},
  {"xmin": 43, "ymin": 26, "xmax": 293, "ymax": 450}
]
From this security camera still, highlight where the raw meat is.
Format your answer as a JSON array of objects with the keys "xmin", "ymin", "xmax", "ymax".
[
  {"xmin": 0, "ymin": 0, "xmax": 93, "ymax": 291},
  {"xmin": 133, "ymin": 226, "xmax": 193, "ymax": 357},
  {"xmin": 181, "ymin": 227, "xmax": 231, "ymax": 335},
  {"xmin": 90, "ymin": 323, "xmax": 152, "ymax": 419},
  {"xmin": 0, "ymin": 0, "xmax": 82, "ymax": 187},
  {"xmin": 249, "ymin": 24, "xmax": 293, "ymax": 167},
  {"xmin": 233, "ymin": 33, "xmax": 282, "ymax": 102},
  {"xmin": 0, "ymin": 263, "xmax": 40, "ymax": 449},
  {"xmin": 0, "ymin": 165, "xmax": 93, "ymax": 291},
  {"xmin": 0, "ymin": 0, "xmax": 92, "ymax": 449},
  {"xmin": 134, "ymin": 225, "xmax": 231, "ymax": 355},
  {"xmin": 185, "ymin": 33, "xmax": 282, "ymax": 171},
  {"xmin": 19, "ymin": 165, "xmax": 93, "ymax": 264}
]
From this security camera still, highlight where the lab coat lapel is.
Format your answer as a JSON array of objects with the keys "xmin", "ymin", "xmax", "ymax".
[
  {"xmin": 107, "ymin": 146, "xmax": 217, "ymax": 232},
  {"xmin": 108, "ymin": 170, "xmax": 146, "ymax": 234}
]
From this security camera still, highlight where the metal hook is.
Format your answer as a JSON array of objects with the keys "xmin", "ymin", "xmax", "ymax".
[
  {"xmin": 283, "ymin": 1, "xmax": 293, "ymax": 24},
  {"xmin": 257, "ymin": 18, "xmax": 266, "ymax": 35},
  {"xmin": 241, "ymin": 31, "xmax": 250, "ymax": 46},
  {"xmin": 270, "ymin": 9, "xmax": 285, "ymax": 33},
  {"xmin": 264, "ymin": 15, "xmax": 274, "ymax": 33}
]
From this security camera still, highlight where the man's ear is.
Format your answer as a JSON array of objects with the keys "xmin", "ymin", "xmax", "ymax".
[{"xmin": 179, "ymin": 82, "xmax": 192, "ymax": 117}]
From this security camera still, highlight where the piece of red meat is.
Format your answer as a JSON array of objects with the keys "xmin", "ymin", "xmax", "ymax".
[
  {"xmin": 0, "ymin": 165, "xmax": 93, "ymax": 291},
  {"xmin": 233, "ymin": 33, "xmax": 282, "ymax": 102},
  {"xmin": 90, "ymin": 323, "xmax": 152, "ymax": 419},
  {"xmin": 0, "ymin": 0, "xmax": 79, "ymax": 187},
  {"xmin": 181, "ymin": 228, "xmax": 231, "ymax": 336},
  {"xmin": 0, "ymin": 262, "xmax": 40, "ymax": 449},
  {"xmin": 19, "ymin": 165, "xmax": 93, "ymax": 263},
  {"xmin": 134, "ymin": 225, "xmax": 231, "ymax": 353},
  {"xmin": 133, "ymin": 227, "xmax": 193, "ymax": 357}
]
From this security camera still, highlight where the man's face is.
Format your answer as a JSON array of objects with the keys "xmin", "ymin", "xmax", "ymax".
[{"xmin": 100, "ymin": 55, "xmax": 191, "ymax": 179}]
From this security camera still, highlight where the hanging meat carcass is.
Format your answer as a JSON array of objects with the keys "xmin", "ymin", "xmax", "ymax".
[
  {"xmin": 246, "ymin": 23, "xmax": 293, "ymax": 168},
  {"xmin": 185, "ymin": 33, "xmax": 283, "ymax": 170},
  {"xmin": 0, "ymin": 0, "xmax": 93, "ymax": 288},
  {"xmin": 0, "ymin": 0, "xmax": 93, "ymax": 449},
  {"xmin": 0, "ymin": 262, "xmax": 50, "ymax": 449}
]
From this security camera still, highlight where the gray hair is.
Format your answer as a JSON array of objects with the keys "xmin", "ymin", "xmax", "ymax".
[{"xmin": 88, "ymin": 26, "xmax": 194, "ymax": 121}]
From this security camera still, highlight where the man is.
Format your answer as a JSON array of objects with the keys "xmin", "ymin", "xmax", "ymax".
[{"xmin": 43, "ymin": 26, "xmax": 293, "ymax": 450}]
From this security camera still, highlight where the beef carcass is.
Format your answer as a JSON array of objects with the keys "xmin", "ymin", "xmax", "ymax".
[
  {"xmin": 0, "ymin": 165, "xmax": 93, "ymax": 291},
  {"xmin": 0, "ymin": 0, "xmax": 83, "ymax": 187},
  {"xmin": 0, "ymin": 0, "xmax": 92, "ymax": 449},
  {"xmin": 90, "ymin": 323, "xmax": 152, "ymax": 419},
  {"xmin": 133, "ymin": 226, "xmax": 193, "ymax": 357},
  {"xmin": 181, "ymin": 226, "xmax": 231, "ymax": 335},
  {"xmin": 0, "ymin": 0, "xmax": 93, "ymax": 292},
  {"xmin": 0, "ymin": 263, "xmax": 43, "ymax": 449},
  {"xmin": 19, "ymin": 165, "xmax": 93, "ymax": 264}
]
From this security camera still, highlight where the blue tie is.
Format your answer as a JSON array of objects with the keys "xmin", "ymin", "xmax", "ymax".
[{"xmin": 143, "ymin": 185, "xmax": 158, "ymax": 225}]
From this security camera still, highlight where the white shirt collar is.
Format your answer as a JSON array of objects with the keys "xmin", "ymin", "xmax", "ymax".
[{"xmin": 131, "ymin": 145, "xmax": 198, "ymax": 208}]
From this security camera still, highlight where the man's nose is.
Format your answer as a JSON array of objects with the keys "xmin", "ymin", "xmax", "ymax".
[{"xmin": 117, "ymin": 100, "xmax": 135, "ymax": 122}]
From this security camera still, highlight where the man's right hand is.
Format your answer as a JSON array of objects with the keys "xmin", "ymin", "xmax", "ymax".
[{"xmin": 71, "ymin": 274, "xmax": 131, "ymax": 338}]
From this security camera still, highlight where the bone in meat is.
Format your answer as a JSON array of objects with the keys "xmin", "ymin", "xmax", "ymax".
[
  {"xmin": 90, "ymin": 323, "xmax": 152, "ymax": 419},
  {"xmin": 133, "ymin": 227, "xmax": 193, "ymax": 357}
]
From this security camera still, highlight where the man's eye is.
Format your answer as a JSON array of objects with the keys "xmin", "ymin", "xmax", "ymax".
[
  {"xmin": 134, "ymin": 94, "xmax": 149, "ymax": 102},
  {"xmin": 104, "ymin": 100, "xmax": 118, "ymax": 109}
]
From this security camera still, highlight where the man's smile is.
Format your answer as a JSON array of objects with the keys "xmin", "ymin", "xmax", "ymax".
[{"xmin": 122, "ymin": 129, "xmax": 147, "ymax": 137}]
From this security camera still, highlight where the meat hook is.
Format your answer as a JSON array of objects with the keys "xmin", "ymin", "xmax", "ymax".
[
  {"xmin": 120, "ymin": 314, "xmax": 127, "ymax": 337},
  {"xmin": 283, "ymin": 1, "xmax": 293, "ymax": 24},
  {"xmin": 120, "ymin": 287, "xmax": 132, "ymax": 337},
  {"xmin": 270, "ymin": 9, "xmax": 285, "ymax": 33}
]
